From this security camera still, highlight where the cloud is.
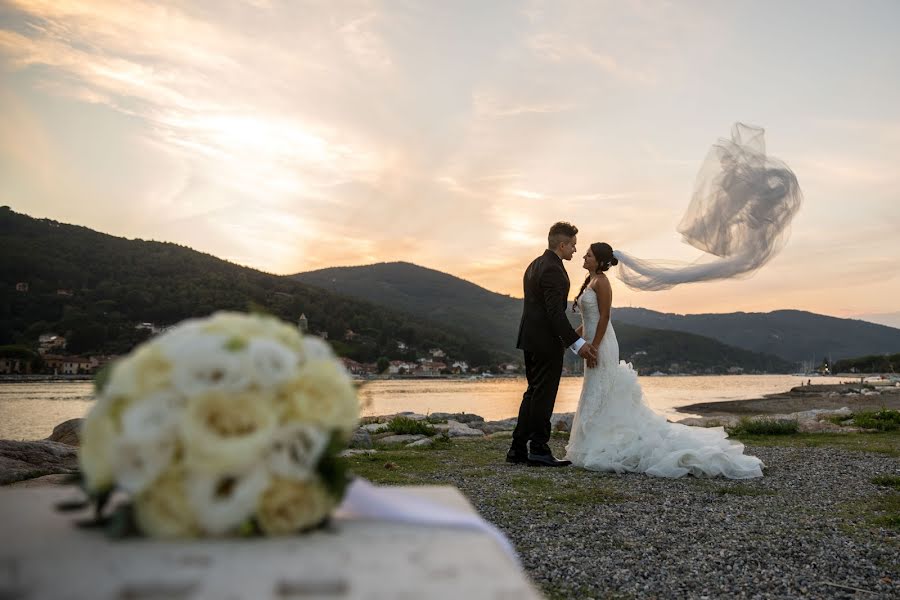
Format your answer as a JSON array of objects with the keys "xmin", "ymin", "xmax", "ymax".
[{"xmin": 1, "ymin": 0, "xmax": 898, "ymax": 319}]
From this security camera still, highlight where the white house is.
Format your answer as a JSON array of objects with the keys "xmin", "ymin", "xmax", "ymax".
[
  {"xmin": 417, "ymin": 361, "xmax": 447, "ymax": 376},
  {"xmin": 388, "ymin": 360, "xmax": 416, "ymax": 375},
  {"xmin": 38, "ymin": 334, "xmax": 66, "ymax": 355}
]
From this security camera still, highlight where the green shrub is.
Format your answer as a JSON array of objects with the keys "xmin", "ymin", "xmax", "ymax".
[
  {"xmin": 852, "ymin": 409, "xmax": 900, "ymax": 432},
  {"xmin": 872, "ymin": 475, "xmax": 900, "ymax": 490},
  {"xmin": 729, "ymin": 418, "xmax": 799, "ymax": 436},
  {"xmin": 387, "ymin": 416, "xmax": 436, "ymax": 436}
]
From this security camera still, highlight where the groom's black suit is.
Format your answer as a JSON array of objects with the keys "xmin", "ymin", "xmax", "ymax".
[{"xmin": 512, "ymin": 249, "xmax": 581, "ymax": 456}]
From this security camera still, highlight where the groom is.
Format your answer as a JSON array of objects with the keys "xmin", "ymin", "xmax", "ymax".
[{"xmin": 507, "ymin": 222, "xmax": 597, "ymax": 467}]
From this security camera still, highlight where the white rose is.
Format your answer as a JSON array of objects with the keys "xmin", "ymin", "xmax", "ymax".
[
  {"xmin": 260, "ymin": 318, "xmax": 305, "ymax": 353},
  {"xmin": 256, "ymin": 478, "xmax": 336, "ymax": 535},
  {"xmin": 267, "ymin": 423, "xmax": 329, "ymax": 481},
  {"xmin": 277, "ymin": 360, "xmax": 359, "ymax": 431},
  {"xmin": 166, "ymin": 334, "xmax": 252, "ymax": 397},
  {"xmin": 301, "ymin": 336, "xmax": 335, "ymax": 362},
  {"xmin": 120, "ymin": 391, "xmax": 181, "ymax": 442},
  {"xmin": 246, "ymin": 338, "xmax": 299, "ymax": 388},
  {"xmin": 109, "ymin": 391, "xmax": 182, "ymax": 493},
  {"xmin": 180, "ymin": 390, "xmax": 278, "ymax": 473},
  {"xmin": 185, "ymin": 463, "xmax": 270, "ymax": 535},
  {"xmin": 97, "ymin": 346, "xmax": 170, "ymax": 410},
  {"xmin": 134, "ymin": 466, "xmax": 201, "ymax": 538},
  {"xmin": 112, "ymin": 435, "xmax": 177, "ymax": 494},
  {"xmin": 78, "ymin": 409, "xmax": 118, "ymax": 492}
]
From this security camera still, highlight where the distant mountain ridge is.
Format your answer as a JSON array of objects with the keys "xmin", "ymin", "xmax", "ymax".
[
  {"xmin": 612, "ymin": 307, "xmax": 900, "ymax": 363},
  {"xmin": 294, "ymin": 262, "xmax": 900, "ymax": 366},
  {"xmin": 293, "ymin": 263, "xmax": 795, "ymax": 372}
]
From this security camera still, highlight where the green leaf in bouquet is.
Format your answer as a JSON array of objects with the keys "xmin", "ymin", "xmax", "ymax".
[
  {"xmin": 94, "ymin": 487, "xmax": 114, "ymax": 521},
  {"xmin": 105, "ymin": 503, "xmax": 140, "ymax": 539},
  {"xmin": 317, "ymin": 432, "xmax": 351, "ymax": 500},
  {"xmin": 224, "ymin": 336, "xmax": 248, "ymax": 352},
  {"xmin": 237, "ymin": 518, "xmax": 262, "ymax": 537}
]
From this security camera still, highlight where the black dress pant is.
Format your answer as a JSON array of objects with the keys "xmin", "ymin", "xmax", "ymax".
[{"xmin": 512, "ymin": 348, "xmax": 564, "ymax": 455}]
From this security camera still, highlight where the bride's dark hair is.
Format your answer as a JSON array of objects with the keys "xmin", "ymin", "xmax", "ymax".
[{"xmin": 573, "ymin": 242, "xmax": 618, "ymax": 312}]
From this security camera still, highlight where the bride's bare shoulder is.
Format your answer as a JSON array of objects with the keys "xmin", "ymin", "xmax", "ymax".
[{"xmin": 591, "ymin": 273, "xmax": 612, "ymax": 291}]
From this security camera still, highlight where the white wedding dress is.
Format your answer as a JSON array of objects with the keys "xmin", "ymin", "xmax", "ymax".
[{"xmin": 565, "ymin": 287, "xmax": 764, "ymax": 478}]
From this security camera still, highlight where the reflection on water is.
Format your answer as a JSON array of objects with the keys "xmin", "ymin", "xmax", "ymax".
[
  {"xmin": 1, "ymin": 375, "xmax": 847, "ymax": 440},
  {"xmin": 0, "ymin": 382, "xmax": 95, "ymax": 440},
  {"xmin": 358, "ymin": 375, "xmax": 848, "ymax": 422}
]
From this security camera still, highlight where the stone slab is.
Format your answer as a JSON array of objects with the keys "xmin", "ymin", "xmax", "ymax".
[{"xmin": 0, "ymin": 485, "xmax": 540, "ymax": 599}]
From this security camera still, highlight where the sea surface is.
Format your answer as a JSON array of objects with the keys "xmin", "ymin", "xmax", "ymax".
[{"xmin": 0, "ymin": 375, "xmax": 848, "ymax": 440}]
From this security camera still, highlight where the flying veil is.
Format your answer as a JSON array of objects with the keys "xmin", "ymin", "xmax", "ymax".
[{"xmin": 613, "ymin": 123, "xmax": 803, "ymax": 291}]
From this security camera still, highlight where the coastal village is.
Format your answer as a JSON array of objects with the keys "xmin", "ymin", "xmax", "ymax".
[
  {"xmin": 0, "ymin": 312, "xmax": 485, "ymax": 378},
  {"xmin": 0, "ymin": 307, "xmax": 868, "ymax": 379}
]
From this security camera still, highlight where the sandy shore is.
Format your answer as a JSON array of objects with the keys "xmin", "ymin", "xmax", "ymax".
[{"xmin": 678, "ymin": 383, "xmax": 900, "ymax": 416}]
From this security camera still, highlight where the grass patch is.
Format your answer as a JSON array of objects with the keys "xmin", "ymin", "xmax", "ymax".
[
  {"xmin": 728, "ymin": 417, "xmax": 799, "ymax": 435},
  {"xmin": 872, "ymin": 475, "xmax": 900, "ymax": 490},
  {"xmin": 851, "ymin": 409, "xmax": 900, "ymax": 432},
  {"xmin": 731, "ymin": 430, "xmax": 900, "ymax": 456},
  {"xmin": 344, "ymin": 436, "xmax": 513, "ymax": 485},
  {"xmin": 841, "ymin": 492, "xmax": 900, "ymax": 531},
  {"xmin": 386, "ymin": 416, "xmax": 436, "ymax": 436}
]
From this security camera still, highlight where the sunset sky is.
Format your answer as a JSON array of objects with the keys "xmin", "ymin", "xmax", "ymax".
[{"xmin": 1, "ymin": 1, "xmax": 898, "ymax": 325}]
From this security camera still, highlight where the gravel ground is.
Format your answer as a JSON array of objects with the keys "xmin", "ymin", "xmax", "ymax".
[{"xmin": 401, "ymin": 439, "xmax": 900, "ymax": 599}]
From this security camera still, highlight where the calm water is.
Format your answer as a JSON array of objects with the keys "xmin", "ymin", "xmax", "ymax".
[{"xmin": 0, "ymin": 375, "xmax": 847, "ymax": 440}]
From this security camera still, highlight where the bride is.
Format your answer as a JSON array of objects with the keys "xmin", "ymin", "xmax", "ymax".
[{"xmin": 564, "ymin": 242, "xmax": 764, "ymax": 479}]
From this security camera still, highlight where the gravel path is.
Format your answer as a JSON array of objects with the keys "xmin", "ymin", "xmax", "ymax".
[{"xmin": 419, "ymin": 440, "xmax": 899, "ymax": 599}]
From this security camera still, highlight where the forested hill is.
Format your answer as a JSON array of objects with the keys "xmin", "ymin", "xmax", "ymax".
[
  {"xmin": 294, "ymin": 262, "xmax": 794, "ymax": 373},
  {"xmin": 0, "ymin": 207, "xmax": 500, "ymax": 365}
]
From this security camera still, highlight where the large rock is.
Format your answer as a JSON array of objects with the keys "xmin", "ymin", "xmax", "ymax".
[
  {"xmin": 435, "ymin": 420, "xmax": 484, "ymax": 438},
  {"xmin": 429, "ymin": 413, "xmax": 485, "ymax": 425},
  {"xmin": 551, "ymin": 413, "xmax": 574, "ymax": 433},
  {"xmin": 674, "ymin": 407, "xmax": 856, "ymax": 433},
  {"xmin": 477, "ymin": 418, "xmax": 518, "ymax": 434},
  {"xmin": 350, "ymin": 428, "xmax": 373, "ymax": 449},
  {"xmin": 7, "ymin": 474, "xmax": 73, "ymax": 488},
  {"xmin": 339, "ymin": 449, "xmax": 377, "ymax": 457},
  {"xmin": 376, "ymin": 434, "xmax": 427, "ymax": 446},
  {"xmin": 0, "ymin": 440, "xmax": 80, "ymax": 486},
  {"xmin": 45, "ymin": 418, "xmax": 83, "ymax": 446},
  {"xmin": 362, "ymin": 423, "xmax": 389, "ymax": 434},
  {"xmin": 393, "ymin": 412, "xmax": 429, "ymax": 421},
  {"xmin": 406, "ymin": 438, "xmax": 435, "ymax": 448}
]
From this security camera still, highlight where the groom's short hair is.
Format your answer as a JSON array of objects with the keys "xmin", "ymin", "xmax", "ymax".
[{"xmin": 548, "ymin": 222, "xmax": 578, "ymax": 249}]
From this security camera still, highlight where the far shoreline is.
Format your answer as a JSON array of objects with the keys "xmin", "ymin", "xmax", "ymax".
[{"xmin": 677, "ymin": 383, "xmax": 900, "ymax": 417}]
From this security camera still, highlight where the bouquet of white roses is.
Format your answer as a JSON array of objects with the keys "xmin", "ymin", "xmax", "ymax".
[{"xmin": 75, "ymin": 311, "xmax": 359, "ymax": 538}]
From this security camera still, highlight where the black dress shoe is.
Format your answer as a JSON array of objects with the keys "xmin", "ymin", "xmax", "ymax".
[
  {"xmin": 527, "ymin": 452, "xmax": 572, "ymax": 467},
  {"xmin": 505, "ymin": 448, "xmax": 529, "ymax": 464}
]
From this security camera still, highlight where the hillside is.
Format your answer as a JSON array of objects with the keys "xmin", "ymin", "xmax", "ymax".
[
  {"xmin": 832, "ymin": 353, "xmax": 900, "ymax": 374},
  {"xmin": 294, "ymin": 263, "xmax": 794, "ymax": 373},
  {"xmin": 612, "ymin": 308, "xmax": 900, "ymax": 363},
  {"xmin": 0, "ymin": 207, "xmax": 499, "ymax": 366}
]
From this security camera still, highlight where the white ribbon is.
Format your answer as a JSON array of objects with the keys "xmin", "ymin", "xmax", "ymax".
[{"xmin": 335, "ymin": 478, "xmax": 520, "ymax": 565}]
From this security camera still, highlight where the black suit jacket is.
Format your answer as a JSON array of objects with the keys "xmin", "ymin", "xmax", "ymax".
[{"xmin": 516, "ymin": 250, "xmax": 580, "ymax": 355}]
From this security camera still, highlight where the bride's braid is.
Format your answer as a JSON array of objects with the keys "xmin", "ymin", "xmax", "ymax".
[{"xmin": 572, "ymin": 275, "xmax": 592, "ymax": 313}]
